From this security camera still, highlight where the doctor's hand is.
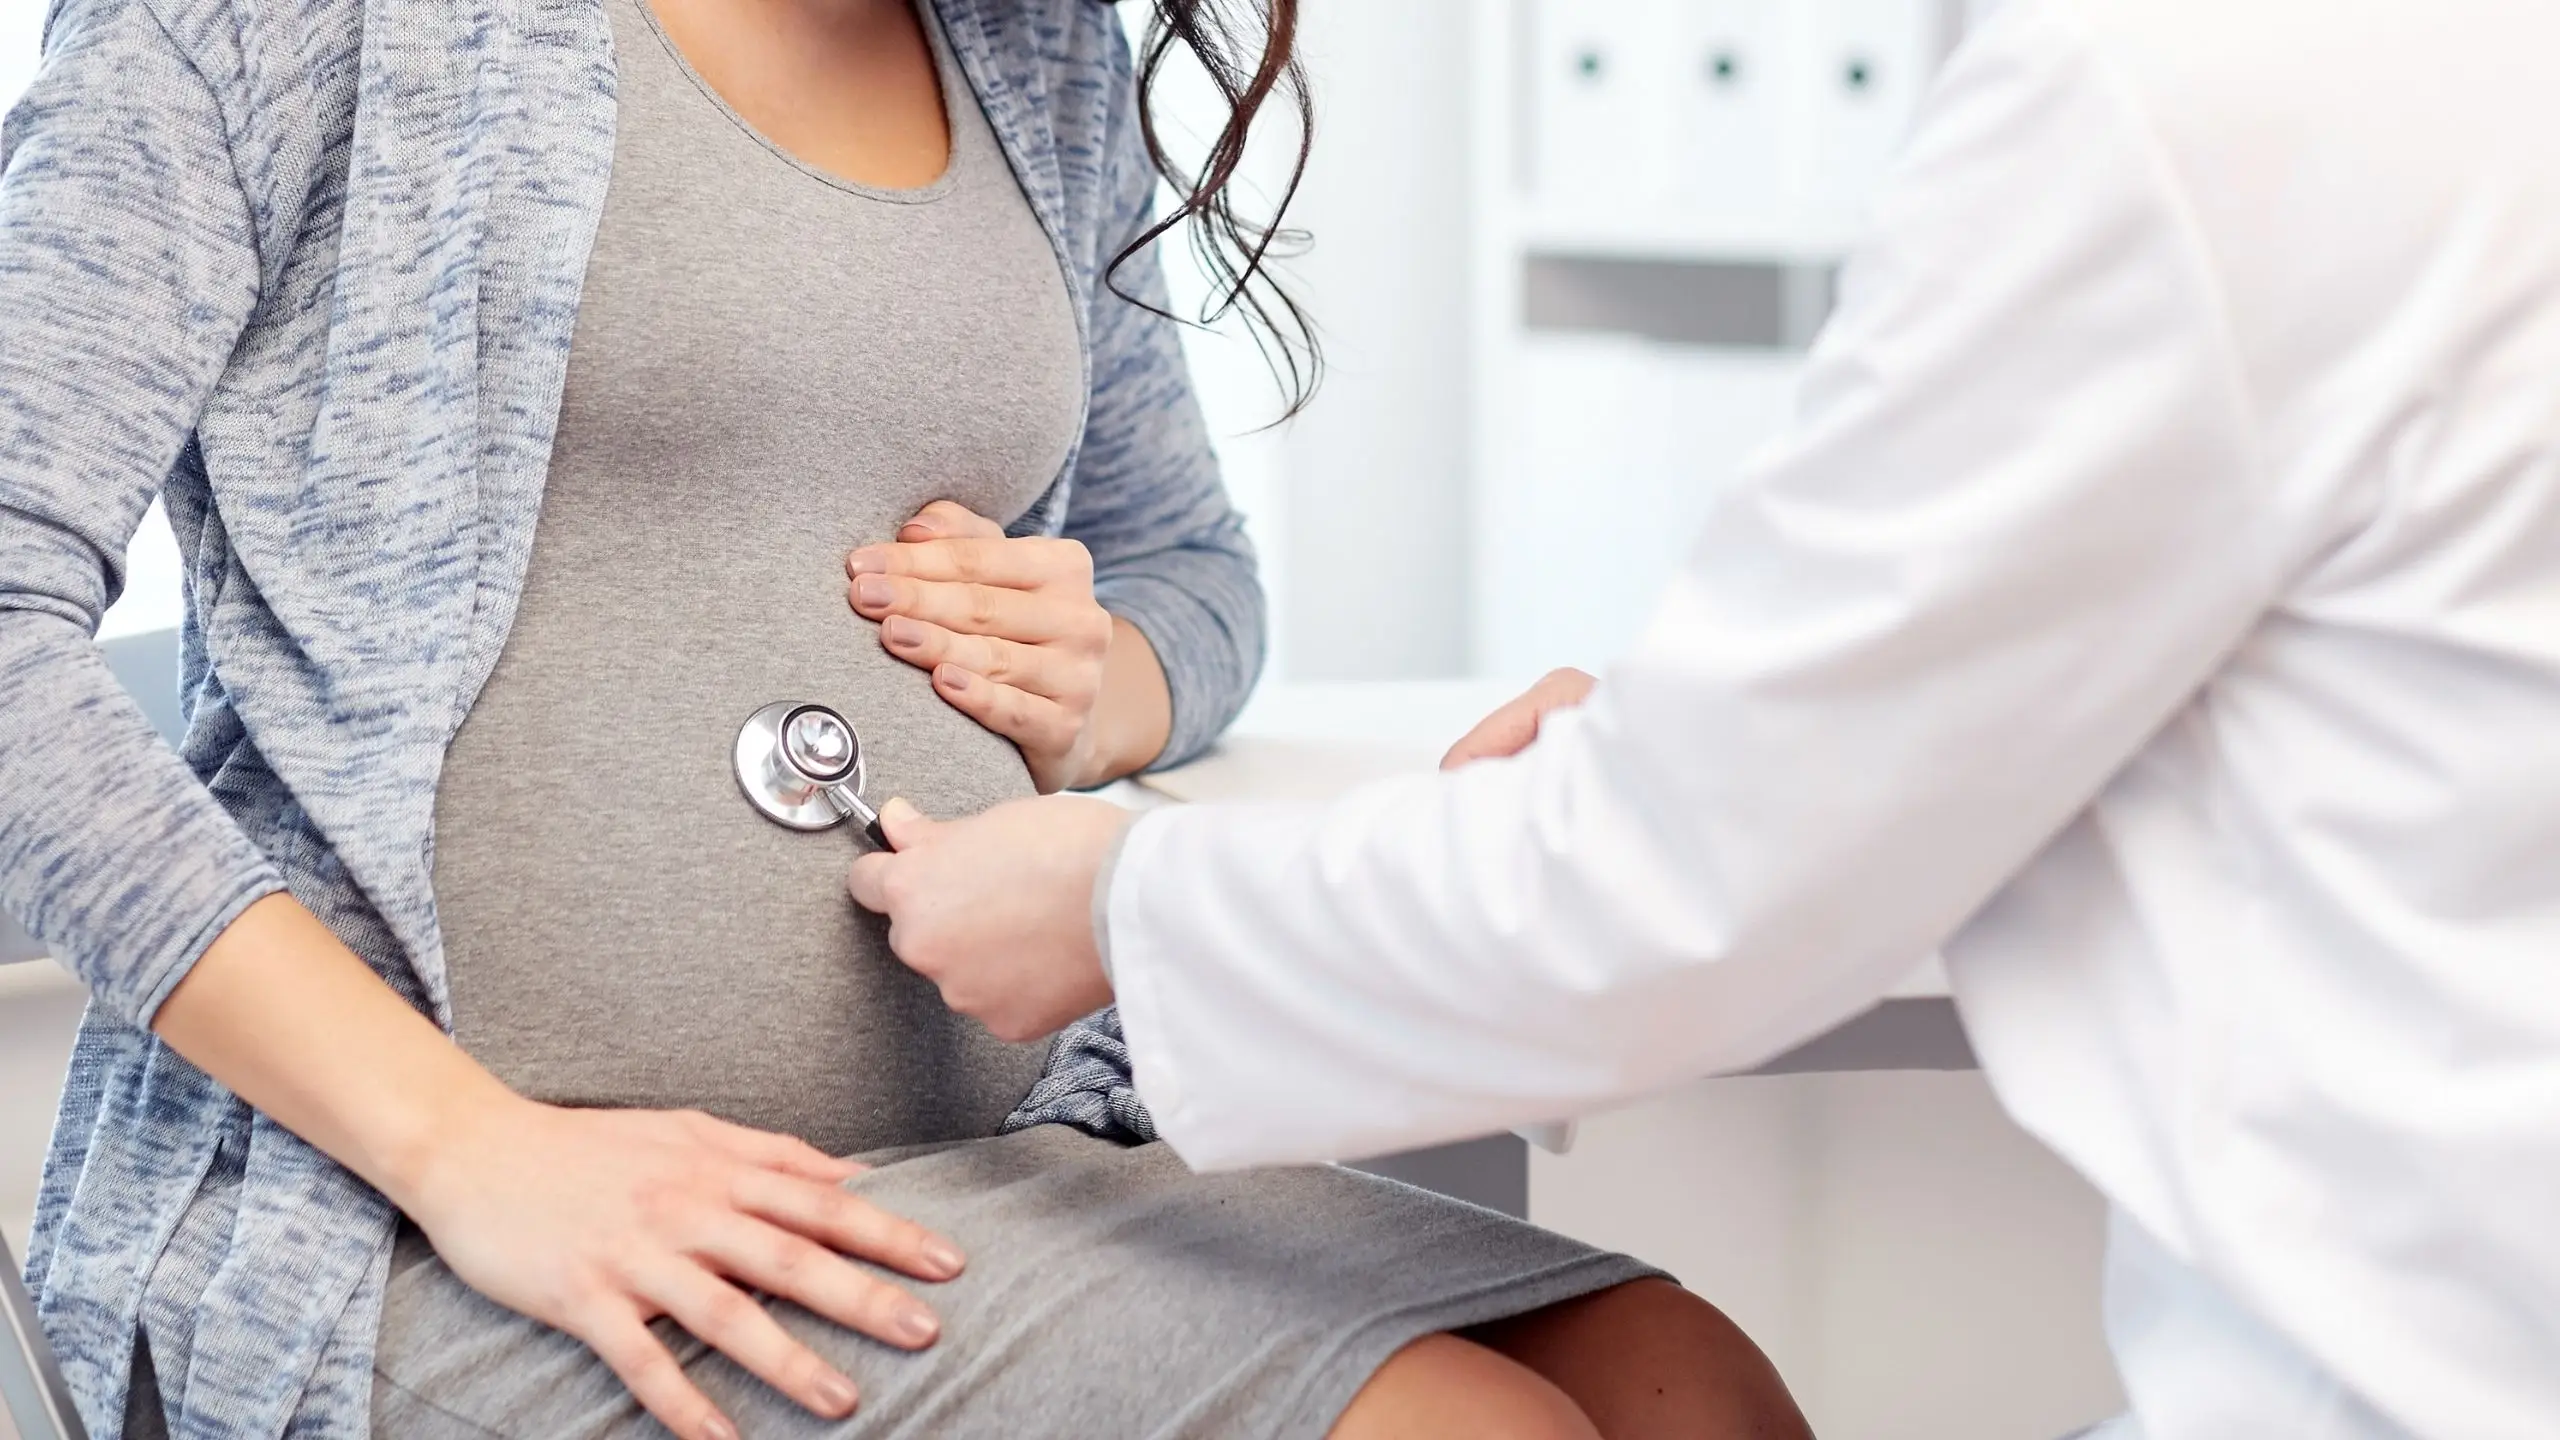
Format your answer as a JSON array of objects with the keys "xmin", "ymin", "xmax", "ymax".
[
  {"xmin": 847, "ymin": 795, "xmax": 1131, "ymax": 1042},
  {"xmin": 1440, "ymin": 667, "xmax": 1597, "ymax": 769},
  {"xmin": 849, "ymin": 502, "xmax": 1172, "ymax": 793}
]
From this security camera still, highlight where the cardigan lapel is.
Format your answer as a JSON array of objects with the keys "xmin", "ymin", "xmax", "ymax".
[
  {"xmin": 206, "ymin": 0, "xmax": 617, "ymax": 1029},
  {"xmin": 420, "ymin": 0, "xmax": 618, "ymax": 1013},
  {"xmin": 171, "ymin": 1, "xmax": 617, "ymax": 1433},
  {"xmin": 216, "ymin": 0, "xmax": 507, "ymax": 1001}
]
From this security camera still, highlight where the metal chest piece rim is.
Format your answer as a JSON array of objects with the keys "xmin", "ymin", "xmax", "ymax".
[{"xmin": 734, "ymin": 700, "xmax": 871, "ymax": 833}]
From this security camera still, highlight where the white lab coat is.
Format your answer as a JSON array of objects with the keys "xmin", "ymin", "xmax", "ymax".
[{"xmin": 1102, "ymin": 1, "xmax": 2560, "ymax": 1435}]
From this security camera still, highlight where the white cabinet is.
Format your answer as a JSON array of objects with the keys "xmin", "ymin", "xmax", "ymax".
[{"xmin": 1472, "ymin": 1, "xmax": 1976, "ymax": 683}]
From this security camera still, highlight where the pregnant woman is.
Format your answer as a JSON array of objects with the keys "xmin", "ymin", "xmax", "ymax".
[{"xmin": 0, "ymin": 0, "xmax": 1808, "ymax": 1434}]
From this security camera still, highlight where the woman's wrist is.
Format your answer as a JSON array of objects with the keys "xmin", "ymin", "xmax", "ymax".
[
  {"xmin": 379, "ymin": 1069, "xmax": 531, "ymax": 1221},
  {"xmin": 1089, "ymin": 813, "xmax": 1140, "ymax": 983},
  {"xmin": 1071, "ymin": 615, "xmax": 1174, "ymax": 790}
]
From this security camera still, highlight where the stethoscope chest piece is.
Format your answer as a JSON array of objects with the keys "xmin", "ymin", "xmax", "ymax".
[{"xmin": 734, "ymin": 701, "xmax": 890, "ymax": 847}]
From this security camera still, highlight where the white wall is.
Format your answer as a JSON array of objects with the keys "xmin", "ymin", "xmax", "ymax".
[
  {"xmin": 1266, "ymin": 0, "xmax": 1476, "ymax": 680},
  {"xmin": 0, "ymin": 0, "xmax": 34, "ymax": 102},
  {"xmin": 1150, "ymin": 0, "xmax": 1481, "ymax": 683}
]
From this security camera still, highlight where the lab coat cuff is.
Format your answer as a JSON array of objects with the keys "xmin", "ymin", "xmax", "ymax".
[{"xmin": 1102, "ymin": 811, "xmax": 1197, "ymax": 1143}]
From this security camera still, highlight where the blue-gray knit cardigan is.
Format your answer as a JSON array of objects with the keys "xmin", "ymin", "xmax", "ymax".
[{"xmin": 0, "ymin": 0, "xmax": 1245, "ymax": 1429}]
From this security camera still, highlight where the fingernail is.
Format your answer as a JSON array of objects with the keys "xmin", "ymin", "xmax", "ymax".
[
  {"xmin": 923, "ymin": 1239, "xmax": 966, "ymax": 1278},
  {"xmin": 856, "ymin": 574, "xmax": 895, "ymax": 608},
  {"xmin": 814, "ymin": 1374, "xmax": 858, "ymax": 1414},
  {"xmin": 899, "ymin": 1306, "xmax": 940, "ymax": 1346},
  {"xmin": 881, "ymin": 797, "xmax": 923, "ymax": 824},
  {"xmin": 936, "ymin": 665, "xmax": 972, "ymax": 693},
  {"xmin": 885, "ymin": 616, "xmax": 923, "ymax": 649},
  {"xmin": 703, "ymin": 1416, "xmax": 739, "ymax": 1440},
  {"xmin": 848, "ymin": 549, "xmax": 888, "ymax": 576}
]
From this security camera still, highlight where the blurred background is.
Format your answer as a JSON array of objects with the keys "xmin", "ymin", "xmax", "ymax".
[{"xmin": 3, "ymin": 2, "xmax": 2129, "ymax": 1436}]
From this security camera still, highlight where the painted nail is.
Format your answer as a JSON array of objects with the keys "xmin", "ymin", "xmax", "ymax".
[
  {"xmin": 884, "ymin": 616, "xmax": 923, "ymax": 649},
  {"xmin": 814, "ymin": 1374, "xmax": 858, "ymax": 1414},
  {"xmin": 847, "ymin": 550, "xmax": 888, "ymax": 575},
  {"xmin": 702, "ymin": 1416, "xmax": 739, "ymax": 1440},
  {"xmin": 899, "ymin": 1307, "xmax": 940, "ymax": 1345},
  {"xmin": 923, "ymin": 1239, "xmax": 966, "ymax": 1278},
  {"xmin": 856, "ymin": 574, "xmax": 895, "ymax": 608},
  {"xmin": 937, "ymin": 666, "xmax": 972, "ymax": 693}
]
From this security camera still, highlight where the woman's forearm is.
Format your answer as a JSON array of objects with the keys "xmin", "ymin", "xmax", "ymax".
[
  {"xmin": 1079, "ymin": 615, "xmax": 1174, "ymax": 787},
  {"xmin": 151, "ymin": 892, "xmax": 518, "ymax": 1210},
  {"xmin": 155, "ymin": 894, "xmax": 970, "ymax": 1440}
]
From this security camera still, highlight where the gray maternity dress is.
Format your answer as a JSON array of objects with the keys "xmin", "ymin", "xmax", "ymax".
[{"xmin": 377, "ymin": 3, "xmax": 1662, "ymax": 1435}]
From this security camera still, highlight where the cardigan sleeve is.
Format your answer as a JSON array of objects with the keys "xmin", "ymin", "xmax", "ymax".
[
  {"xmin": 0, "ymin": 0, "xmax": 284, "ymax": 1026},
  {"xmin": 1059, "ymin": 27, "xmax": 1268, "ymax": 772}
]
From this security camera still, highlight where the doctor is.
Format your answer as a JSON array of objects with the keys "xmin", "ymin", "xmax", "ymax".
[{"xmin": 849, "ymin": 1, "xmax": 2560, "ymax": 1435}]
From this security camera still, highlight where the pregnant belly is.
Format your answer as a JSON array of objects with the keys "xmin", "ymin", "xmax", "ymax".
[{"xmin": 432, "ymin": 538, "xmax": 1051, "ymax": 1157}]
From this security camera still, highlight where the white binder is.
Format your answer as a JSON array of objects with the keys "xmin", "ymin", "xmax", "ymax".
[
  {"xmin": 1801, "ymin": 0, "xmax": 1943, "ymax": 229},
  {"xmin": 1528, "ymin": 0, "xmax": 1665, "ymax": 207},
  {"xmin": 1522, "ymin": 0, "xmax": 1948, "ymax": 252},
  {"xmin": 1664, "ymin": 0, "xmax": 1792, "ymax": 228}
]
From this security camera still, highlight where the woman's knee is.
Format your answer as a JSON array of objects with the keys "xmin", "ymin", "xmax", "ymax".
[
  {"xmin": 1329, "ymin": 1333, "xmax": 1602, "ymax": 1440},
  {"xmin": 1471, "ymin": 1279, "xmax": 1810, "ymax": 1439}
]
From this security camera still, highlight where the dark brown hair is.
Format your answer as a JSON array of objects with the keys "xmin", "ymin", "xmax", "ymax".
[{"xmin": 1114, "ymin": 0, "xmax": 1319, "ymax": 418}]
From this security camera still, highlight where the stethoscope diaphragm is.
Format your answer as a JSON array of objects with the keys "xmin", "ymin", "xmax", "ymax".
[{"xmin": 734, "ymin": 700, "xmax": 889, "ymax": 848}]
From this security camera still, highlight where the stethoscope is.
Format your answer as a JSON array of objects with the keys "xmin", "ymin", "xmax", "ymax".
[{"xmin": 733, "ymin": 701, "xmax": 890, "ymax": 849}]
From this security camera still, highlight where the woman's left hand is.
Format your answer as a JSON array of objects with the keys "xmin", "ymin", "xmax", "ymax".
[{"xmin": 849, "ymin": 501, "xmax": 1166, "ymax": 793}]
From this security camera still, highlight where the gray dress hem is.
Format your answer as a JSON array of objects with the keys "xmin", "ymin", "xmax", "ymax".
[
  {"xmin": 364, "ymin": 1127, "xmax": 1671, "ymax": 1440},
  {"xmin": 1267, "ymin": 1249, "xmax": 1667, "ymax": 1439}
]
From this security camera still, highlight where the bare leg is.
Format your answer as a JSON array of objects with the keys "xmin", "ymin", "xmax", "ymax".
[
  {"xmin": 1470, "ymin": 1280, "xmax": 1812, "ymax": 1439},
  {"xmin": 1329, "ymin": 1334, "xmax": 1603, "ymax": 1440}
]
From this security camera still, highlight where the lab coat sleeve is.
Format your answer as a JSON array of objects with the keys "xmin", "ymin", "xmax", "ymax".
[{"xmin": 1106, "ymin": 6, "xmax": 2280, "ymax": 1170}]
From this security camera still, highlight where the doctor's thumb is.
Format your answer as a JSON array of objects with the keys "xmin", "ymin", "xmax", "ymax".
[
  {"xmin": 846, "ymin": 851, "xmax": 893, "ymax": 914},
  {"xmin": 876, "ymin": 796, "xmax": 933, "ymax": 851}
]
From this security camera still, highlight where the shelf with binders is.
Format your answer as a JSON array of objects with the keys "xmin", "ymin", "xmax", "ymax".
[
  {"xmin": 1500, "ymin": 0, "xmax": 1959, "ymax": 273},
  {"xmin": 1463, "ymin": 1, "xmax": 1970, "ymax": 685},
  {"xmin": 1511, "ymin": 213, "xmax": 1862, "ymax": 271}
]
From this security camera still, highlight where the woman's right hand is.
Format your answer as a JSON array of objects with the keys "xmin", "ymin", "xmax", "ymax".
[{"xmin": 404, "ymin": 1095, "xmax": 966, "ymax": 1440}]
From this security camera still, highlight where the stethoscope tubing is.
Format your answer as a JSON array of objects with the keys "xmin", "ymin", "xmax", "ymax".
[{"xmin": 833, "ymin": 789, "xmax": 891, "ymax": 851}]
